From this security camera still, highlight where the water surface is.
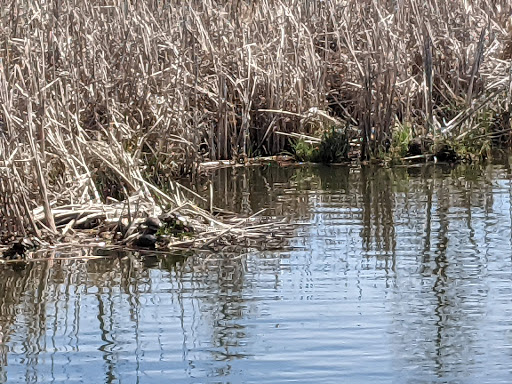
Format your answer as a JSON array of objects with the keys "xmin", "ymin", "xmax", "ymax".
[{"xmin": 2, "ymin": 164, "xmax": 512, "ymax": 383}]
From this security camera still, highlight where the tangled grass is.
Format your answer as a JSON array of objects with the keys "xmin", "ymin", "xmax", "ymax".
[{"xmin": 0, "ymin": 0, "xmax": 511, "ymax": 237}]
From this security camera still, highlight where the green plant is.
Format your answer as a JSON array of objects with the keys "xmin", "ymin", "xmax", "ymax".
[
  {"xmin": 391, "ymin": 122, "xmax": 412, "ymax": 159},
  {"xmin": 292, "ymin": 139, "xmax": 320, "ymax": 162},
  {"xmin": 316, "ymin": 127, "xmax": 350, "ymax": 163}
]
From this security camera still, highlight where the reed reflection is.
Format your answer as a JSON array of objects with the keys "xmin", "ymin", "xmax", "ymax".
[
  {"xmin": 0, "ymin": 163, "xmax": 511, "ymax": 382},
  {"xmin": 209, "ymin": 163, "xmax": 512, "ymax": 380},
  {"xmin": 391, "ymin": 164, "xmax": 501, "ymax": 381},
  {"xmin": 164, "ymin": 251, "xmax": 254, "ymax": 377}
]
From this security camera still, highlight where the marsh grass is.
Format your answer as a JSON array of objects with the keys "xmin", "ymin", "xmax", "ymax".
[
  {"xmin": 316, "ymin": 127, "xmax": 351, "ymax": 163},
  {"xmin": 293, "ymin": 139, "xmax": 319, "ymax": 163},
  {"xmin": 291, "ymin": 126, "xmax": 350, "ymax": 163},
  {"xmin": 391, "ymin": 123, "xmax": 413, "ymax": 159},
  {"xmin": 0, "ymin": 0, "xmax": 511, "ymax": 238}
]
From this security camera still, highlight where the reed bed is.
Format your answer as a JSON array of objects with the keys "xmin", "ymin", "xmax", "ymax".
[{"xmin": 0, "ymin": 0, "xmax": 511, "ymax": 239}]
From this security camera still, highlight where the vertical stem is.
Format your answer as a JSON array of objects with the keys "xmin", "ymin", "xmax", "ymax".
[
  {"xmin": 423, "ymin": 28, "xmax": 433, "ymax": 140},
  {"xmin": 27, "ymin": 99, "xmax": 57, "ymax": 234}
]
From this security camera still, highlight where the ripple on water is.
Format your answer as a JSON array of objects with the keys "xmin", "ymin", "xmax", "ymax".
[{"xmin": 1, "ymin": 164, "xmax": 512, "ymax": 383}]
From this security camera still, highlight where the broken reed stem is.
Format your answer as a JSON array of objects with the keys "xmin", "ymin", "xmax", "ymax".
[{"xmin": 467, "ymin": 25, "xmax": 488, "ymax": 106}]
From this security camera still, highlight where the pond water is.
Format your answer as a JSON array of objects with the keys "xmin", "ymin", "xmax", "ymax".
[{"xmin": 2, "ymin": 163, "xmax": 512, "ymax": 383}]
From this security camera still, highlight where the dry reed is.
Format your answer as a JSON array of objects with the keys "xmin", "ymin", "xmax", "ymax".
[{"xmin": 0, "ymin": 0, "xmax": 511, "ymax": 238}]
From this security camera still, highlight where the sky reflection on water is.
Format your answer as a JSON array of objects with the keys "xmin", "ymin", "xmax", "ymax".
[{"xmin": 1, "ymin": 163, "xmax": 512, "ymax": 383}]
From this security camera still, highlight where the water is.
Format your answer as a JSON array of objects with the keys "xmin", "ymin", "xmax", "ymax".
[{"xmin": 2, "ymin": 163, "xmax": 512, "ymax": 383}]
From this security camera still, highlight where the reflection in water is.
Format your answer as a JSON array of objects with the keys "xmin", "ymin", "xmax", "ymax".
[{"xmin": 1, "ymin": 163, "xmax": 512, "ymax": 382}]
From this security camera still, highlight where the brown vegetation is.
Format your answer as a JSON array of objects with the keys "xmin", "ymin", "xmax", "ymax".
[{"xmin": 0, "ymin": 0, "xmax": 511, "ymax": 239}]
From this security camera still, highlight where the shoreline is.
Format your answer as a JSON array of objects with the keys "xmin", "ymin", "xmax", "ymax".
[{"xmin": 2, "ymin": 155, "xmax": 509, "ymax": 261}]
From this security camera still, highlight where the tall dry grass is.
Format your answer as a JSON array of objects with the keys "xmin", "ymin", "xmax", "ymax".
[{"xmin": 0, "ymin": 0, "xmax": 511, "ymax": 236}]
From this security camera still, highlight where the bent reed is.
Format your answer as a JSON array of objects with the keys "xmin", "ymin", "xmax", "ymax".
[{"xmin": 0, "ymin": 0, "xmax": 511, "ymax": 240}]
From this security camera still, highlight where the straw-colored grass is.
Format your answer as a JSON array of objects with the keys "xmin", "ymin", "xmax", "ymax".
[{"xmin": 0, "ymin": 0, "xmax": 511, "ymax": 238}]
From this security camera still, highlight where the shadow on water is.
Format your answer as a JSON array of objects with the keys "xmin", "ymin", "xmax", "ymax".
[{"xmin": 1, "ymin": 162, "xmax": 512, "ymax": 382}]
